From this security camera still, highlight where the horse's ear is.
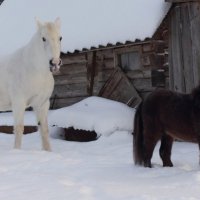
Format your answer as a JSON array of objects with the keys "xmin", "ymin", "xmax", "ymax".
[
  {"xmin": 55, "ymin": 17, "xmax": 61, "ymax": 29},
  {"xmin": 35, "ymin": 17, "xmax": 43, "ymax": 29}
]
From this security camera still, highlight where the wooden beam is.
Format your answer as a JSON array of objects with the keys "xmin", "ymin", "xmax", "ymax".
[{"xmin": 86, "ymin": 51, "xmax": 96, "ymax": 96}]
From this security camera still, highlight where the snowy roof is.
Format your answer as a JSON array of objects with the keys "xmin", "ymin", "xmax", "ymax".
[{"xmin": 0, "ymin": 0, "xmax": 171, "ymax": 55}]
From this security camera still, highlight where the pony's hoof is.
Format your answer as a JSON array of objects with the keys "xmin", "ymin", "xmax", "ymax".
[
  {"xmin": 163, "ymin": 162, "xmax": 173, "ymax": 167},
  {"xmin": 144, "ymin": 161, "xmax": 152, "ymax": 168}
]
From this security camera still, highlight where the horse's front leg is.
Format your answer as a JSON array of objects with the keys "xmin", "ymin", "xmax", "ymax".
[
  {"xmin": 34, "ymin": 101, "xmax": 51, "ymax": 151},
  {"xmin": 12, "ymin": 103, "xmax": 26, "ymax": 149}
]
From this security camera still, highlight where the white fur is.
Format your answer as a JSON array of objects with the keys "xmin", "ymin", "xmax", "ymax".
[{"xmin": 0, "ymin": 18, "xmax": 62, "ymax": 151}]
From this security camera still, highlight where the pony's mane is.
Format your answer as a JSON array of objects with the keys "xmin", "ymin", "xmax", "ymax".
[
  {"xmin": 191, "ymin": 85, "xmax": 200, "ymax": 108},
  {"xmin": 191, "ymin": 85, "xmax": 200, "ymax": 95}
]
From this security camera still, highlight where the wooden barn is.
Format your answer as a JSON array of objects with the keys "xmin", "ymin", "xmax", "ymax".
[
  {"xmin": 51, "ymin": 0, "xmax": 200, "ymax": 109},
  {"xmin": 51, "ymin": 12, "xmax": 170, "ymax": 109},
  {"xmin": 51, "ymin": 37, "xmax": 169, "ymax": 109}
]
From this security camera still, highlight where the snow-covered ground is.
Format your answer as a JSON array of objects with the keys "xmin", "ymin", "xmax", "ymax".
[
  {"xmin": 0, "ymin": 97, "xmax": 199, "ymax": 200},
  {"xmin": 0, "ymin": 130, "xmax": 199, "ymax": 200}
]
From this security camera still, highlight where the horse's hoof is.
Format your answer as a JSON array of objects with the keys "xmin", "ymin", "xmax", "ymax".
[{"xmin": 43, "ymin": 147, "xmax": 52, "ymax": 152}]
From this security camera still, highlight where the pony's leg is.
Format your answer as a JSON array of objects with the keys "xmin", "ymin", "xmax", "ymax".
[
  {"xmin": 34, "ymin": 101, "xmax": 51, "ymax": 151},
  {"xmin": 197, "ymin": 136, "xmax": 200, "ymax": 165},
  {"xmin": 143, "ymin": 129, "xmax": 160, "ymax": 168},
  {"xmin": 12, "ymin": 104, "xmax": 25, "ymax": 149},
  {"xmin": 159, "ymin": 134, "xmax": 173, "ymax": 167},
  {"xmin": 143, "ymin": 140, "xmax": 158, "ymax": 167}
]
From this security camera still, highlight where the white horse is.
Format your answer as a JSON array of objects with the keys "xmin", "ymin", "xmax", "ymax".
[{"xmin": 0, "ymin": 18, "xmax": 62, "ymax": 151}]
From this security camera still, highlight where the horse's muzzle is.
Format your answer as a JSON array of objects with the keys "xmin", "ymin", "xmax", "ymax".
[{"xmin": 49, "ymin": 59, "xmax": 62, "ymax": 74}]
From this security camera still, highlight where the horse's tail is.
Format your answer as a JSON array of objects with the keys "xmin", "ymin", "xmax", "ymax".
[{"xmin": 133, "ymin": 102, "xmax": 144, "ymax": 166}]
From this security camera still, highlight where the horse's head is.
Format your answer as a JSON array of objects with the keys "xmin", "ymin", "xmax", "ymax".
[{"xmin": 36, "ymin": 18, "xmax": 62, "ymax": 73}]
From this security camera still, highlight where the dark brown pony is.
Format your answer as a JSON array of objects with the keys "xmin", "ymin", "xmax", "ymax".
[{"xmin": 133, "ymin": 85, "xmax": 200, "ymax": 167}]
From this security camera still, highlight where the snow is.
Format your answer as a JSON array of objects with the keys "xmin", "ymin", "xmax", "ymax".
[
  {"xmin": 0, "ymin": 111, "xmax": 37, "ymax": 126},
  {"xmin": 0, "ymin": 131, "xmax": 200, "ymax": 199},
  {"xmin": 49, "ymin": 96, "xmax": 135, "ymax": 136},
  {"xmin": 0, "ymin": 0, "xmax": 170, "ymax": 55},
  {"xmin": 0, "ymin": 98, "xmax": 199, "ymax": 199}
]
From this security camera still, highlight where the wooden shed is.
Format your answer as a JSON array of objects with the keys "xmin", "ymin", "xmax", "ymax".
[
  {"xmin": 167, "ymin": 0, "xmax": 200, "ymax": 93},
  {"xmin": 51, "ymin": 0, "xmax": 200, "ymax": 109},
  {"xmin": 46, "ymin": 2, "xmax": 171, "ymax": 109},
  {"xmin": 51, "ymin": 35, "xmax": 169, "ymax": 109}
]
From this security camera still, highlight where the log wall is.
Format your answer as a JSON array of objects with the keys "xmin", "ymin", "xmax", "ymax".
[{"xmin": 51, "ymin": 40, "xmax": 169, "ymax": 109}]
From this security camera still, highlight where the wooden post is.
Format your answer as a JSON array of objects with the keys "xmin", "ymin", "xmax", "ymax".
[
  {"xmin": 169, "ymin": 5, "xmax": 186, "ymax": 92},
  {"xmin": 86, "ymin": 51, "xmax": 96, "ymax": 96},
  {"xmin": 190, "ymin": 2, "xmax": 200, "ymax": 87}
]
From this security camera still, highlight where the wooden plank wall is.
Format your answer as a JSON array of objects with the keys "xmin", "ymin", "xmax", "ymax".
[
  {"xmin": 93, "ymin": 49, "xmax": 114, "ymax": 95},
  {"xmin": 169, "ymin": 2, "xmax": 200, "ymax": 93},
  {"xmin": 190, "ymin": 2, "xmax": 200, "ymax": 86},
  {"xmin": 169, "ymin": 5, "xmax": 186, "ymax": 92},
  {"xmin": 118, "ymin": 41, "xmax": 169, "ymax": 99},
  {"xmin": 51, "ymin": 53, "xmax": 88, "ymax": 108},
  {"xmin": 50, "ymin": 49, "xmax": 115, "ymax": 109},
  {"xmin": 51, "ymin": 40, "xmax": 168, "ymax": 109}
]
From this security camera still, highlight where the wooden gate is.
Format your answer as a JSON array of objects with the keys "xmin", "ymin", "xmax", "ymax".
[{"xmin": 99, "ymin": 67, "xmax": 142, "ymax": 107}]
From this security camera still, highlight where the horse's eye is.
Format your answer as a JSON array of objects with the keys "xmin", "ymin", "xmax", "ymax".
[
  {"xmin": 59, "ymin": 36, "xmax": 62, "ymax": 41},
  {"xmin": 42, "ymin": 37, "xmax": 46, "ymax": 42}
]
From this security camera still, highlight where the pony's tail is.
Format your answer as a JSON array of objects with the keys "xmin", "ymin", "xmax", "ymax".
[{"xmin": 133, "ymin": 102, "xmax": 144, "ymax": 166}]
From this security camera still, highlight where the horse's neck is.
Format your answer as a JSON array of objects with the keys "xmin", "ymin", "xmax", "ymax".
[{"xmin": 24, "ymin": 32, "xmax": 49, "ymax": 71}]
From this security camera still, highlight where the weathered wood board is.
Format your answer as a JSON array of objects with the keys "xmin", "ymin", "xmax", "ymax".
[
  {"xmin": 52, "ymin": 39, "xmax": 168, "ymax": 108},
  {"xmin": 169, "ymin": 2, "xmax": 200, "ymax": 93},
  {"xmin": 99, "ymin": 67, "xmax": 142, "ymax": 107}
]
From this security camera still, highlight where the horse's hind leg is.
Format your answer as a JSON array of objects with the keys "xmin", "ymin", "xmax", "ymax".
[
  {"xmin": 34, "ymin": 101, "xmax": 51, "ymax": 151},
  {"xmin": 159, "ymin": 134, "xmax": 173, "ymax": 167}
]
